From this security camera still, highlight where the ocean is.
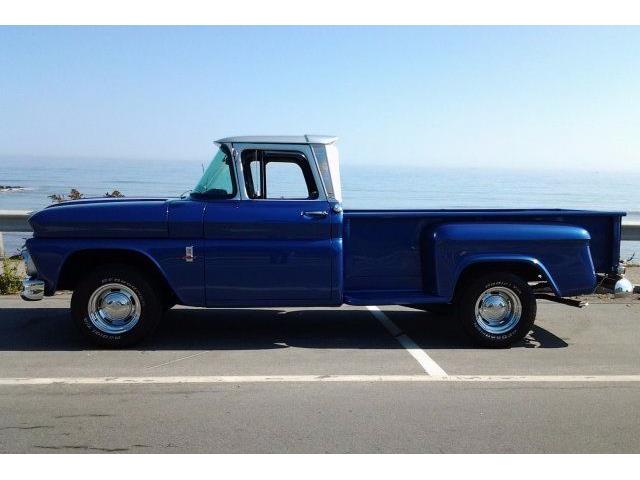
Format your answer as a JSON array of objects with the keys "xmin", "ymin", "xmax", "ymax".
[{"xmin": 1, "ymin": 157, "xmax": 639, "ymax": 259}]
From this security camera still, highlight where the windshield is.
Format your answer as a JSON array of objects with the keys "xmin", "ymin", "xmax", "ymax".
[{"xmin": 192, "ymin": 146, "xmax": 236, "ymax": 198}]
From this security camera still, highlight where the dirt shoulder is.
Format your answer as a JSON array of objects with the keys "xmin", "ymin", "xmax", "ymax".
[
  {"xmin": 626, "ymin": 265, "xmax": 640, "ymax": 285},
  {"xmin": 573, "ymin": 265, "xmax": 640, "ymax": 305}
]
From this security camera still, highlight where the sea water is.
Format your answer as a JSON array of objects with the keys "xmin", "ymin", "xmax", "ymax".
[{"xmin": 1, "ymin": 157, "xmax": 639, "ymax": 259}]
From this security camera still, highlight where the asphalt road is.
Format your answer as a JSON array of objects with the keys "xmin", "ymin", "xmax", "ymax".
[{"xmin": 0, "ymin": 294, "xmax": 639, "ymax": 453}]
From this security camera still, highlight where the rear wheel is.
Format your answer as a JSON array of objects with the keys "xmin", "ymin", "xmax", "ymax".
[
  {"xmin": 71, "ymin": 265, "xmax": 163, "ymax": 347},
  {"xmin": 455, "ymin": 272, "xmax": 536, "ymax": 347}
]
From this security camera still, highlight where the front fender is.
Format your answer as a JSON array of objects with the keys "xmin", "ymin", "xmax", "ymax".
[
  {"xmin": 25, "ymin": 238, "xmax": 205, "ymax": 306},
  {"xmin": 431, "ymin": 223, "xmax": 596, "ymax": 299}
]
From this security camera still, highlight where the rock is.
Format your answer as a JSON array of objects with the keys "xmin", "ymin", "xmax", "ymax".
[{"xmin": 0, "ymin": 185, "xmax": 24, "ymax": 192}]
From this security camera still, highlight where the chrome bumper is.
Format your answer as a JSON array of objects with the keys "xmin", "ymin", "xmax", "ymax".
[
  {"xmin": 21, "ymin": 278, "xmax": 45, "ymax": 301},
  {"xmin": 597, "ymin": 268, "xmax": 637, "ymax": 298},
  {"xmin": 614, "ymin": 276, "xmax": 634, "ymax": 297},
  {"xmin": 612, "ymin": 264, "xmax": 636, "ymax": 298}
]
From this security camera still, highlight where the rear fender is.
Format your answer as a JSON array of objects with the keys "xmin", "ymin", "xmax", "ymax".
[
  {"xmin": 453, "ymin": 255, "xmax": 560, "ymax": 296},
  {"xmin": 431, "ymin": 223, "xmax": 596, "ymax": 299}
]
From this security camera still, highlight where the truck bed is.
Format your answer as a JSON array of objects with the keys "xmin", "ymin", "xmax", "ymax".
[{"xmin": 342, "ymin": 209, "xmax": 624, "ymax": 304}]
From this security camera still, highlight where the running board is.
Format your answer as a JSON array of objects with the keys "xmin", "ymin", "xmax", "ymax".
[{"xmin": 535, "ymin": 293, "xmax": 588, "ymax": 308}]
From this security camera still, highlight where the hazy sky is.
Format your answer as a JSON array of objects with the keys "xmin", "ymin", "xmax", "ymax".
[{"xmin": 1, "ymin": 26, "xmax": 639, "ymax": 170}]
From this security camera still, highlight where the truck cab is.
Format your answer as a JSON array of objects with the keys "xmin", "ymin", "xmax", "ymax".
[
  {"xmin": 21, "ymin": 135, "xmax": 634, "ymax": 348},
  {"xmin": 188, "ymin": 136, "xmax": 344, "ymax": 306}
]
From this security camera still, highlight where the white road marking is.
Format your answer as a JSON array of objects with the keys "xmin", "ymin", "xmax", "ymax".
[
  {"xmin": 145, "ymin": 351, "xmax": 209, "ymax": 370},
  {"xmin": 366, "ymin": 305, "xmax": 448, "ymax": 377},
  {"xmin": 0, "ymin": 375, "xmax": 640, "ymax": 386}
]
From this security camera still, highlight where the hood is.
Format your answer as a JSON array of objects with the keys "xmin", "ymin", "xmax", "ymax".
[{"xmin": 30, "ymin": 197, "xmax": 172, "ymax": 238}]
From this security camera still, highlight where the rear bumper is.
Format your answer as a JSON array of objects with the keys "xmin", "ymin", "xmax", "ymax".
[{"xmin": 21, "ymin": 278, "xmax": 45, "ymax": 301}]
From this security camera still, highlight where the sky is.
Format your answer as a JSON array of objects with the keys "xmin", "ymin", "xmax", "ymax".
[{"xmin": 1, "ymin": 26, "xmax": 639, "ymax": 171}]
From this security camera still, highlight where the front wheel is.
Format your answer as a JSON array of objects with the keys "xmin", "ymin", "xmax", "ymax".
[
  {"xmin": 71, "ymin": 265, "xmax": 163, "ymax": 347},
  {"xmin": 455, "ymin": 272, "xmax": 536, "ymax": 347}
]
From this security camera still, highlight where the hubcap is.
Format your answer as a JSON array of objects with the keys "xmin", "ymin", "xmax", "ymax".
[
  {"xmin": 474, "ymin": 286, "xmax": 522, "ymax": 334},
  {"xmin": 88, "ymin": 283, "xmax": 141, "ymax": 335}
]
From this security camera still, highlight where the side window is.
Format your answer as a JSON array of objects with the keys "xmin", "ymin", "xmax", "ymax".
[
  {"xmin": 242, "ymin": 150, "xmax": 262, "ymax": 199},
  {"xmin": 241, "ymin": 150, "xmax": 319, "ymax": 200},
  {"xmin": 266, "ymin": 162, "xmax": 312, "ymax": 199},
  {"xmin": 311, "ymin": 144, "xmax": 336, "ymax": 200},
  {"xmin": 248, "ymin": 160, "xmax": 261, "ymax": 197}
]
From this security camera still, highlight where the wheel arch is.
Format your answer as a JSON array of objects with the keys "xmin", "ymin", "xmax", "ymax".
[
  {"xmin": 452, "ymin": 256, "xmax": 560, "ymax": 299},
  {"xmin": 57, "ymin": 248, "xmax": 177, "ymax": 304}
]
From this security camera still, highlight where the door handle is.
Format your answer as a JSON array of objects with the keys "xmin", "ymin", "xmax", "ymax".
[{"xmin": 301, "ymin": 210, "xmax": 328, "ymax": 218}]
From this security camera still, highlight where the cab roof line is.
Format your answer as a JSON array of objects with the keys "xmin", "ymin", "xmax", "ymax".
[{"xmin": 215, "ymin": 135, "xmax": 338, "ymax": 145}]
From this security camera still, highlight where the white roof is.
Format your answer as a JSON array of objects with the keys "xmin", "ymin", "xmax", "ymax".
[{"xmin": 216, "ymin": 135, "xmax": 338, "ymax": 145}]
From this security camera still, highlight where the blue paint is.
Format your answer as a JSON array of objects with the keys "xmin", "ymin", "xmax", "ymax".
[
  {"xmin": 29, "ymin": 198, "xmax": 168, "ymax": 238},
  {"xmin": 25, "ymin": 238, "xmax": 205, "ymax": 306},
  {"xmin": 26, "ymin": 199, "xmax": 623, "ymax": 306},
  {"xmin": 24, "ymin": 141, "xmax": 625, "ymax": 308},
  {"xmin": 202, "ymin": 199, "xmax": 333, "ymax": 304}
]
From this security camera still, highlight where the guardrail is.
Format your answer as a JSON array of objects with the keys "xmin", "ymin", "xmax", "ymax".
[
  {"xmin": 0, "ymin": 210, "xmax": 32, "ymax": 256},
  {"xmin": 1, "ymin": 209, "xmax": 640, "ymax": 256},
  {"xmin": 0, "ymin": 210, "xmax": 32, "ymax": 232}
]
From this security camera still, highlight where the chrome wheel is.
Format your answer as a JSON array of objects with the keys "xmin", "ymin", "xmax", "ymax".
[
  {"xmin": 474, "ymin": 286, "xmax": 522, "ymax": 335},
  {"xmin": 87, "ymin": 283, "xmax": 142, "ymax": 335}
]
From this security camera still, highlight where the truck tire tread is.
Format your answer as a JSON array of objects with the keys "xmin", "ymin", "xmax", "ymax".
[
  {"xmin": 455, "ymin": 272, "xmax": 536, "ymax": 348},
  {"xmin": 70, "ymin": 264, "xmax": 162, "ymax": 348}
]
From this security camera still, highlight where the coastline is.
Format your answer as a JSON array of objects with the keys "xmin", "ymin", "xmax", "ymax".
[
  {"xmin": 0, "ymin": 186, "xmax": 26, "ymax": 193},
  {"xmin": 1, "ymin": 162, "xmax": 639, "ymax": 259}
]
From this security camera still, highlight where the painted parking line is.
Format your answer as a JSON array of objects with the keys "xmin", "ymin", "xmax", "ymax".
[
  {"xmin": 366, "ymin": 306, "xmax": 448, "ymax": 376},
  {"xmin": 1, "ymin": 375, "xmax": 640, "ymax": 386},
  {"xmin": 145, "ymin": 351, "xmax": 209, "ymax": 370}
]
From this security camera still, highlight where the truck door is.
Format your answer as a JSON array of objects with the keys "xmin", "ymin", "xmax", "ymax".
[{"xmin": 204, "ymin": 144, "xmax": 333, "ymax": 305}]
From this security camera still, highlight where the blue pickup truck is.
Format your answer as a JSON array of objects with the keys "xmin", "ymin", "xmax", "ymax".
[{"xmin": 20, "ymin": 135, "xmax": 633, "ymax": 347}]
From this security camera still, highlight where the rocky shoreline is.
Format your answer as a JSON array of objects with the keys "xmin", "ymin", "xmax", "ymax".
[{"xmin": 0, "ymin": 185, "xmax": 25, "ymax": 192}]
